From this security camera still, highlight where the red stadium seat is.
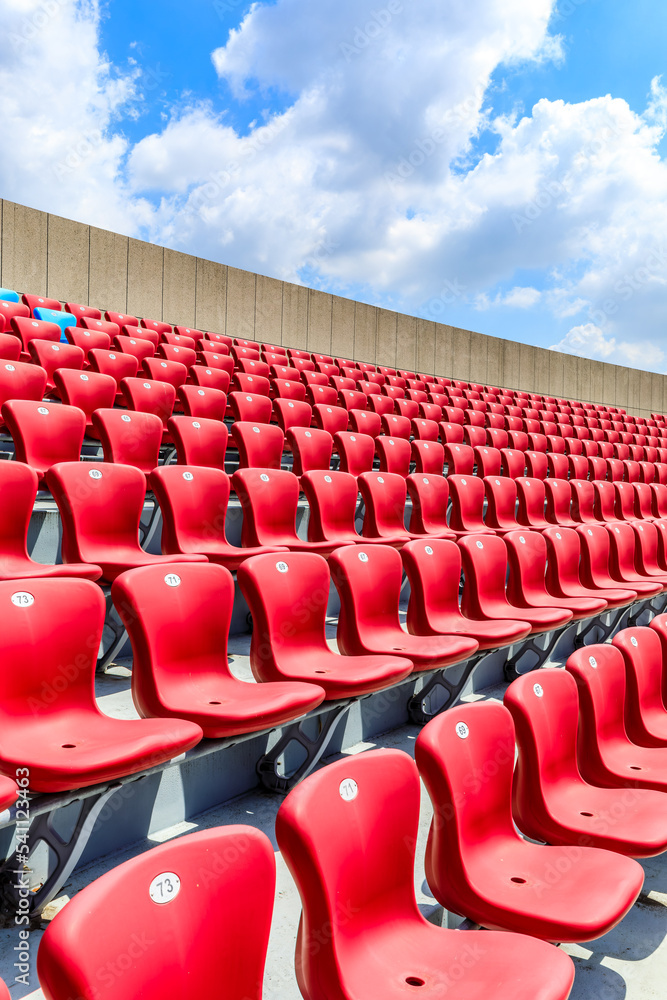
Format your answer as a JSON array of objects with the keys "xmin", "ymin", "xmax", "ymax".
[
  {"xmin": 177, "ymin": 384, "xmax": 227, "ymax": 422},
  {"xmin": 405, "ymin": 473, "xmax": 452, "ymax": 538},
  {"xmin": 0, "ymin": 576, "xmax": 201, "ymax": 792},
  {"xmin": 483, "ymin": 476, "xmax": 521, "ymax": 535},
  {"xmin": 515, "ymin": 477, "xmax": 550, "ymax": 530},
  {"xmin": 53, "ymin": 369, "xmax": 116, "ymax": 432},
  {"xmin": 271, "ymin": 377, "xmax": 306, "ymax": 401},
  {"xmin": 443, "ymin": 442, "xmax": 474, "ymax": 475},
  {"xmin": 121, "ymin": 377, "xmax": 176, "ymax": 439},
  {"xmin": 2, "ymin": 400, "xmax": 85, "ymax": 482},
  {"xmin": 23, "ymin": 293, "xmax": 60, "ymax": 314},
  {"xmin": 447, "ymin": 474, "xmax": 492, "ymax": 535},
  {"xmin": 232, "ymin": 468, "xmax": 337, "ymax": 556},
  {"xmin": 65, "ymin": 325, "xmax": 111, "ymax": 356},
  {"xmin": 0, "ymin": 301, "xmax": 30, "ymax": 332},
  {"xmin": 375, "ymin": 435, "xmax": 412, "ymax": 477},
  {"xmin": 566, "ymin": 644, "xmax": 667, "ymax": 791},
  {"xmin": 156, "ymin": 343, "xmax": 197, "ymax": 369},
  {"xmin": 401, "ymin": 538, "xmax": 531, "ymax": 648},
  {"xmin": 504, "ymin": 668, "xmax": 667, "ymax": 856},
  {"xmin": 143, "ymin": 356, "xmax": 188, "ymax": 390},
  {"xmin": 381, "ymin": 412, "xmax": 411, "ymax": 439},
  {"xmin": 198, "ymin": 351, "xmax": 234, "ymax": 377},
  {"xmin": 230, "ymin": 421, "xmax": 284, "ymax": 469},
  {"xmin": 329, "ymin": 544, "xmax": 478, "ymax": 669},
  {"xmin": 112, "ymin": 562, "xmax": 324, "ymax": 735},
  {"xmin": 348, "ymin": 408, "xmax": 382, "ymax": 437},
  {"xmin": 169, "ymin": 416, "xmax": 228, "ymax": 470},
  {"xmin": 106, "ymin": 311, "xmax": 138, "ymax": 327},
  {"xmin": 189, "ymin": 364, "xmax": 230, "ymax": 394},
  {"xmin": 0, "ymin": 333, "xmax": 21, "ymax": 361},
  {"xmin": 28, "ymin": 339, "xmax": 84, "ymax": 392},
  {"xmin": 113, "ymin": 334, "xmax": 155, "ymax": 366},
  {"xmin": 151, "ymin": 466, "xmax": 288, "ymax": 572},
  {"xmin": 91, "ymin": 409, "xmax": 162, "ymax": 479},
  {"xmin": 82, "ymin": 316, "xmax": 120, "ymax": 338},
  {"xmin": 411, "ymin": 439, "xmax": 444, "ymax": 474},
  {"xmin": 313, "ymin": 403, "xmax": 348, "ymax": 436},
  {"xmin": 237, "ymin": 552, "xmax": 412, "ymax": 697},
  {"xmin": 0, "ymin": 462, "xmax": 101, "ymax": 581},
  {"xmin": 333, "ymin": 431, "xmax": 375, "ymax": 477},
  {"xmin": 570, "ymin": 479, "xmax": 597, "ymax": 523},
  {"xmin": 286, "ymin": 426, "xmax": 333, "ymax": 477},
  {"xmin": 46, "ymin": 462, "xmax": 207, "ymax": 583},
  {"xmin": 275, "ymin": 749, "xmax": 575, "ymax": 1000},
  {"xmin": 229, "ymin": 390, "xmax": 272, "ymax": 423},
  {"xmin": 544, "ymin": 479, "xmax": 578, "ymax": 527},
  {"xmin": 272, "ymin": 397, "xmax": 313, "ymax": 435},
  {"xmin": 415, "ymin": 702, "xmax": 642, "ymax": 941},
  {"xmin": 613, "ymin": 627, "xmax": 667, "ymax": 746},
  {"xmin": 88, "ymin": 348, "xmax": 138, "ymax": 390},
  {"xmin": 473, "ymin": 445, "xmax": 501, "ymax": 478},
  {"xmin": 38, "ymin": 826, "xmax": 274, "ymax": 1000}
]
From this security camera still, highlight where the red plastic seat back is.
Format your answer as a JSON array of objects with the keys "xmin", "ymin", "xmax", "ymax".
[
  {"xmin": 401, "ymin": 537, "xmax": 461, "ymax": 634},
  {"xmin": 0, "ymin": 461, "xmax": 41, "ymax": 566},
  {"xmin": 121, "ymin": 377, "xmax": 176, "ymax": 428},
  {"xmin": 415, "ymin": 702, "xmax": 516, "ymax": 884},
  {"xmin": 286, "ymin": 426, "xmax": 333, "ymax": 477},
  {"xmin": 237, "ymin": 551, "xmax": 331, "ymax": 682},
  {"xmin": 349, "ymin": 408, "xmax": 381, "ymax": 438},
  {"xmin": 444, "ymin": 442, "xmax": 474, "ymax": 475},
  {"xmin": 405, "ymin": 473, "xmax": 449, "ymax": 535},
  {"xmin": 2, "ymin": 400, "xmax": 85, "ymax": 476},
  {"xmin": 458, "ymin": 533, "xmax": 510, "ymax": 617},
  {"xmin": 570, "ymin": 479, "xmax": 596, "ymax": 523},
  {"xmin": 593, "ymin": 480, "xmax": 617, "ymax": 521},
  {"xmin": 447, "ymin": 474, "xmax": 487, "ymax": 532},
  {"xmin": 484, "ymin": 476, "xmax": 519, "ymax": 531},
  {"xmin": 230, "ymin": 421, "xmax": 284, "ymax": 470},
  {"xmin": 113, "ymin": 334, "xmax": 155, "ymax": 365},
  {"xmin": 0, "ymin": 576, "xmax": 104, "ymax": 713},
  {"xmin": 273, "ymin": 397, "xmax": 312, "ymax": 434},
  {"xmin": 376, "ymin": 435, "xmax": 411, "ymax": 477},
  {"xmin": 566, "ymin": 644, "xmax": 630, "ymax": 753},
  {"xmin": 357, "ymin": 471, "xmax": 408, "ymax": 539},
  {"xmin": 229, "ymin": 391, "xmax": 272, "ymax": 423},
  {"xmin": 38, "ymin": 826, "xmax": 275, "ymax": 1000},
  {"xmin": 301, "ymin": 470, "xmax": 359, "ymax": 543},
  {"xmin": 150, "ymin": 465, "xmax": 232, "ymax": 557},
  {"xmin": 381, "ymin": 413, "xmax": 411, "ymax": 439},
  {"xmin": 28, "ymin": 340, "xmax": 84, "ymax": 386},
  {"xmin": 53, "ymin": 369, "xmax": 116, "ymax": 421},
  {"xmin": 312, "ymin": 404, "xmax": 348, "ymax": 436},
  {"xmin": 334, "ymin": 431, "xmax": 375, "ymax": 477},
  {"xmin": 177, "ymin": 384, "xmax": 227, "ymax": 422},
  {"xmin": 143, "ymin": 356, "xmax": 188, "ymax": 389},
  {"xmin": 500, "ymin": 448, "xmax": 525, "ymax": 479},
  {"xmin": 88, "ymin": 348, "xmax": 138, "ymax": 387},
  {"xmin": 169, "ymin": 416, "xmax": 228, "ymax": 470},
  {"xmin": 231, "ymin": 468, "xmax": 299, "ymax": 547},
  {"xmin": 65, "ymin": 326, "xmax": 110, "ymax": 355},
  {"xmin": 544, "ymin": 478, "xmax": 573, "ymax": 524},
  {"xmin": 516, "ymin": 477, "xmax": 547, "ymax": 527},
  {"xmin": 473, "ymin": 445, "xmax": 501, "ymax": 478},
  {"xmin": 329, "ymin": 543, "xmax": 402, "ymax": 644},
  {"xmin": 612, "ymin": 626, "xmax": 667, "ymax": 745},
  {"xmin": 0, "ymin": 360, "xmax": 47, "ymax": 411},
  {"xmin": 91, "ymin": 409, "xmax": 162, "ymax": 475},
  {"xmin": 46, "ymin": 462, "xmax": 148, "ymax": 566},
  {"xmin": 412, "ymin": 439, "xmax": 444, "ymax": 475}
]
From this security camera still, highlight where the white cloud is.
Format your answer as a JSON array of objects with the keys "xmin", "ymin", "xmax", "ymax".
[{"xmin": 550, "ymin": 323, "xmax": 665, "ymax": 370}]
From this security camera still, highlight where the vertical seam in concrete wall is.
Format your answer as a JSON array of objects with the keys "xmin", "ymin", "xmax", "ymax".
[
  {"xmin": 160, "ymin": 246, "xmax": 165, "ymax": 322},
  {"xmin": 125, "ymin": 238, "xmax": 130, "ymax": 314},
  {"xmin": 87, "ymin": 224, "xmax": 91, "ymax": 307},
  {"xmin": 45, "ymin": 213, "xmax": 49, "ymax": 294},
  {"xmin": 194, "ymin": 257, "xmax": 198, "ymax": 330},
  {"xmin": 0, "ymin": 200, "xmax": 4, "ymax": 289}
]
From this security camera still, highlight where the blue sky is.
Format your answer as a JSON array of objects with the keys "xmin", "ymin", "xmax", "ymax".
[{"xmin": 2, "ymin": 0, "xmax": 667, "ymax": 371}]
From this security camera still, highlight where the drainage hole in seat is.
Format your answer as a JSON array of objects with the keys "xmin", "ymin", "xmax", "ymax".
[
  {"xmin": 405, "ymin": 978, "xmax": 425, "ymax": 988},
  {"xmin": 510, "ymin": 877, "xmax": 527, "ymax": 884}
]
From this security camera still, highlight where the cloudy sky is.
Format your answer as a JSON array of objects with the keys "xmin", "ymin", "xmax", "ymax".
[{"xmin": 2, "ymin": 0, "xmax": 667, "ymax": 371}]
